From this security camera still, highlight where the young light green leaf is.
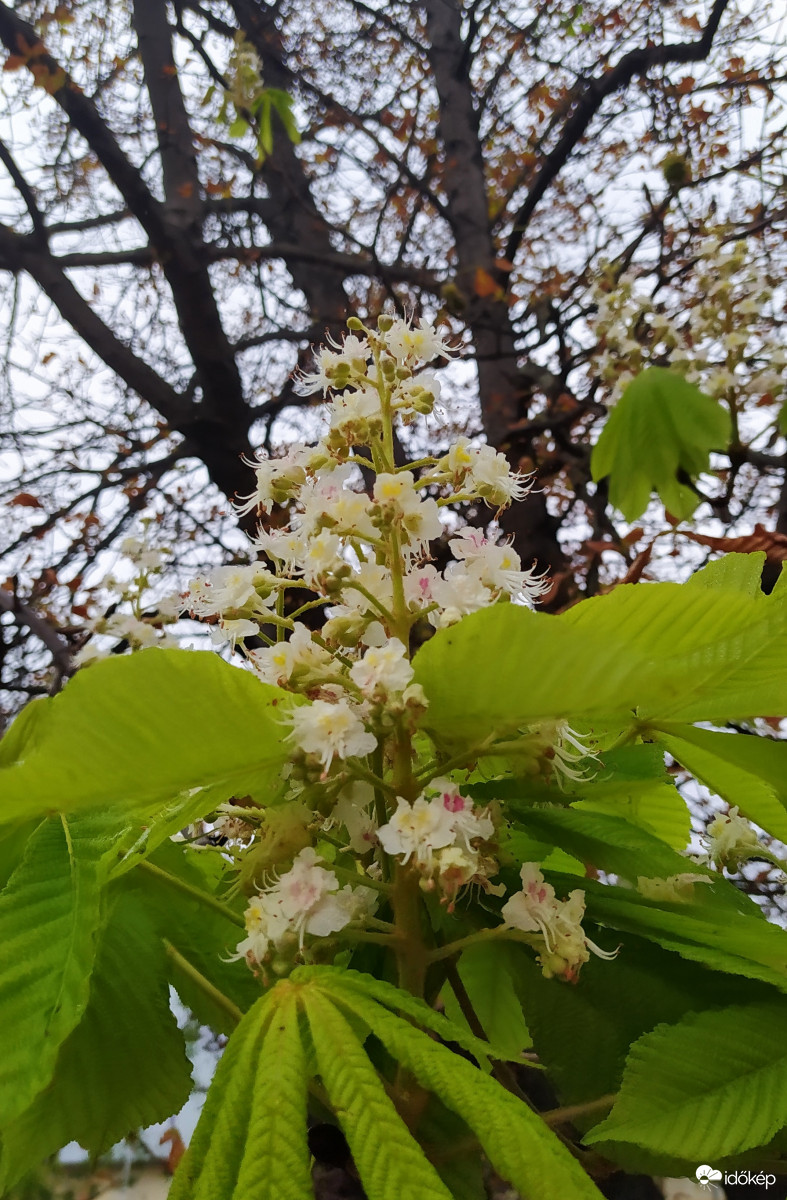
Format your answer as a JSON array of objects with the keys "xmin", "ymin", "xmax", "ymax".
[
  {"xmin": 571, "ymin": 875, "xmax": 787, "ymax": 991},
  {"xmin": 442, "ymin": 943, "xmax": 532, "ymax": 1061},
  {"xmin": 305, "ymin": 990, "xmax": 454, "ymax": 1200},
  {"xmin": 586, "ymin": 1001, "xmax": 787, "ymax": 1158},
  {"xmin": 413, "ymin": 583, "xmax": 787, "ymax": 748},
  {"xmin": 0, "ymin": 648, "xmax": 295, "ymax": 825},
  {"xmin": 560, "ymin": 582, "xmax": 787, "ymax": 724},
  {"xmin": 572, "ymin": 744, "xmax": 689, "ymax": 851},
  {"xmin": 590, "ymin": 367, "xmax": 731, "ymax": 521},
  {"xmin": 330, "ymin": 988, "xmax": 604, "ymax": 1200},
  {"xmin": 653, "ymin": 723, "xmax": 787, "ymax": 844},
  {"xmin": 136, "ymin": 841, "xmax": 259, "ymax": 1034},
  {"xmin": 234, "ymin": 996, "xmax": 313, "ymax": 1200},
  {"xmin": 268, "ymin": 88, "xmax": 301, "ymax": 144},
  {"xmin": 685, "ymin": 551, "xmax": 766, "ymax": 596},
  {"xmin": 0, "ymin": 816, "xmax": 104, "ymax": 1126},
  {"xmin": 511, "ymin": 805, "xmax": 689, "ymax": 882},
  {"xmin": 296, "ymin": 967, "xmax": 496, "ymax": 1068},
  {"xmin": 169, "ymin": 990, "xmax": 294, "ymax": 1200},
  {"xmin": 0, "ymin": 891, "xmax": 193, "ymax": 1190}
]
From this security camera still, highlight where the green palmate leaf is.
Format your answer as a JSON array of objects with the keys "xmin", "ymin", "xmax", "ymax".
[
  {"xmin": 0, "ymin": 891, "xmax": 193, "ymax": 1190},
  {"xmin": 442, "ymin": 943, "xmax": 532, "ymax": 1060},
  {"xmin": 0, "ymin": 819, "xmax": 39, "ymax": 891},
  {"xmin": 233, "ymin": 997, "xmax": 312, "ymax": 1200},
  {"xmin": 478, "ymin": 744, "xmax": 689, "ymax": 851},
  {"xmin": 586, "ymin": 1001, "xmax": 787, "ymax": 1159},
  {"xmin": 306, "ymin": 991, "xmax": 455, "ymax": 1200},
  {"xmin": 509, "ymin": 805, "xmax": 705, "ymax": 890},
  {"xmin": 560, "ymin": 581, "xmax": 787, "ymax": 724},
  {"xmin": 330, "ymin": 986, "xmax": 604, "ymax": 1200},
  {"xmin": 685, "ymin": 550, "xmax": 767, "ymax": 596},
  {"xmin": 566, "ymin": 874, "xmax": 787, "ymax": 991},
  {"xmin": 306, "ymin": 968, "xmax": 496, "ymax": 1068},
  {"xmin": 0, "ymin": 815, "xmax": 104, "ymax": 1126},
  {"xmin": 571, "ymin": 744, "xmax": 690, "ymax": 850},
  {"xmin": 653, "ymin": 723, "xmax": 787, "ymax": 844},
  {"xmin": 0, "ymin": 647, "xmax": 295, "ymax": 825},
  {"xmin": 135, "ymin": 841, "xmax": 259, "ymax": 1033},
  {"xmin": 590, "ymin": 366, "xmax": 731, "ymax": 521},
  {"xmin": 413, "ymin": 583, "xmax": 787, "ymax": 749},
  {"xmin": 510, "ymin": 935, "xmax": 773, "ymax": 1117},
  {"xmin": 169, "ymin": 994, "xmax": 276, "ymax": 1200}
]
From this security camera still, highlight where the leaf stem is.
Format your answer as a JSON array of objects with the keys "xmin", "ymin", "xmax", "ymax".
[
  {"xmin": 163, "ymin": 940, "xmax": 244, "ymax": 1026},
  {"xmin": 330, "ymin": 863, "xmax": 392, "ymax": 895},
  {"xmin": 542, "ymin": 1093, "xmax": 616, "ymax": 1127},
  {"xmin": 137, "ymin": 859, "xmax": 246, "ymax": 929},
  {"xmin": 425, "ymin": 925, "xmax": 537, "ymax": 964}
]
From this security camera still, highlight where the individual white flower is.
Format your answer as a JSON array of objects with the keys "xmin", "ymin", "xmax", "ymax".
[
  {"xmin": 373, "ymin": 471, "xmax": 443, "ymax": 558},
  {"xmin": 235, "ymin": 847, "xmax": 377, "ymax": 963},
  {"xmin": 296, "ymin": 334, "xmax": 371, "ymax": 395},
  {"xmin": 187, "ymin": 564, "xmax": 276, "ymax": 617},
  {"xmin": 349, "ymin": 638, "xmax": 414, "ymax": 699},
  {"xmin": 433, "ymin": 845, "xmax": 482, "ymax": 904},
  {"xmin": 250, "ymin": 528, "xmax": 307, "ymax": 573},
  {"xmin": 211, "ymin": 617, "xmax": 260, "ymax": 649},
  {"xmin": 331, "ymin": 783, "xmax": 378, "ymax": 853},
  {"xmin": 429, "ymin": 563, "xmax": 491, "ymax": 627},
  {"xmin": 286, "ymin": 697, "xmax": 377, "ymax": 770},
  {"xmin": 377, "ymin": 796, "xmax": 457, "ymax": 868},
  {"xmin": 637, "ymin": 873, "xmax": 713, "ymax": 903},
  {"xmin": 383, "ymin": 317, "xmax": 454, "ymax": 365},
  {"xmin": 439, "ymin": 440, "xmax": 532, "ymax": 508},
  {"xmin": 403, "ymin": 564, "xmax": 440, "ymax": 610},
  {"xmin": 444, "ymin": 436, "xmax": 475, "ymax": 482},
  {"xmin": 324, "ymin": 490, "xmax": 377, "ymax": 542},
  {"xmin": 301, "ymin": 531, "xmax": 347, "ymax": 590},
  {"xmin": 250, "ymin": 622, "xmax": 333, "ymax": 687},
  {"xmin": 449, "ymin": 529, "xmax": 550, "ymax": 603},
  {"xmin": 705, "ymin": 806, "xmax": 763, "ymax": 869},
  {"xmin": 297, "ymin": 464, "xmax": 356, "ymax": 533},
  {"xmin": 426, "ymin": 779, "xmax": 495, "ymax": 849},
  {"xmin": 234, "ymin": 444, "xmax": 311, "ymax": 516},
  {"xmin": 234, "ymin": 893, "xmax": 288, "ymax": 963},
  {"xmin": 502, "ymin": 863, "xmax": 615, "ymax": 982},
  {"xmin": 465, "ymin": 444, "xmax": 533, "ymax": 507},
  {"xmin": 329, "ymin": 387, "xmax": 383, "ymax": 440}
]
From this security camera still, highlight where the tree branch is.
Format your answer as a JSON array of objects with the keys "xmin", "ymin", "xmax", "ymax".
[
  {"xmin": 504, "ymin": 0, "xmax": 733, "ymax": 265},
  {"xmin": 0, "ymin": 587, "xmax": 74, "ymax": 684}
]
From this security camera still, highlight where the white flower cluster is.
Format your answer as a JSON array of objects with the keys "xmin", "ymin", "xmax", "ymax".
[
  {"xmin": 180, "ymin": 315, "xmax": 598, "ymax": 980},
  {"xmin": 377, "ymin": 780, "xmax": 501, "ymax": 907},
  {"xmin": 185, "ymin": 315, "xmax": 541, "ymax": 775},
  {"xmin": 75, "ymin": 530, "xmax": 180, "ymax": 665},
  {"xmin": 235, "ymin": 847, "xmax": 377, "ymax": 967},
  {"xmin": 502, "ymin": 864, "xmax": 616, "ymax": 982},
  {"xmin": 588, "ymin": 235, "xmax": 786, "ymax": 407}
]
